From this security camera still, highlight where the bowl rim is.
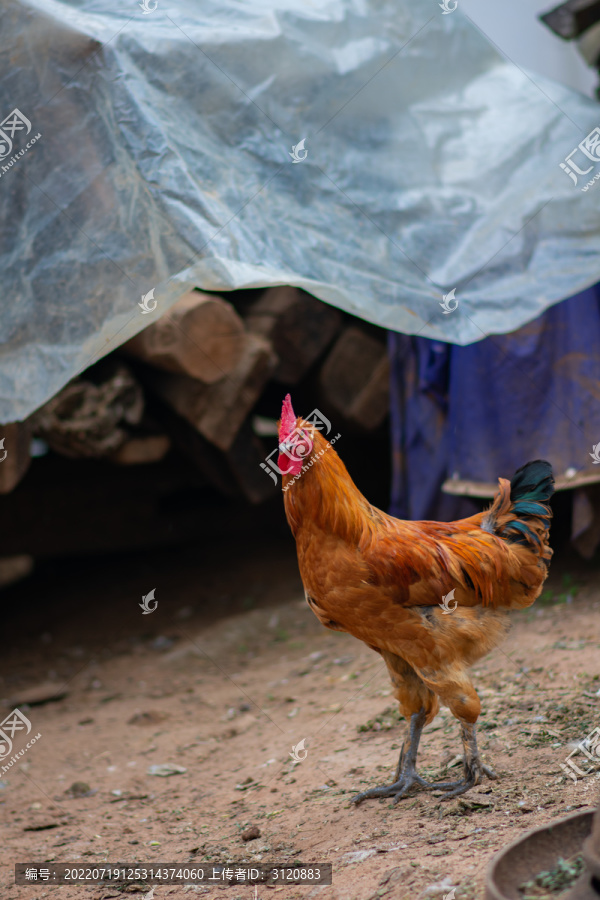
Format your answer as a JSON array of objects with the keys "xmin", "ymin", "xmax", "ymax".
[{"xmin": 485, "ymin": 807, "xmax": 596, "ymax": 900}]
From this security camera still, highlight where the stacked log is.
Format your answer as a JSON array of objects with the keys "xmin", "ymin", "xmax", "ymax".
[
  {"xmin": 32, "ymin": 365, "xmax": 144, "ymax": 458},
  {"xmin": 318, "ymin": 327, "xmax": 390, "ymax": 430},
  {"xmin": 1, "ymin": 286, "xmax": 390, "ymax": 504},
  {"xmin": 245, "ymin": 286, "xmax": 342, "ymax": 383},
  {"xmin": 0, "ymin": 422, "xmax": 32, "ymax": 494},
  {"xmin": 123, "ymin": 290, "xmax": 245, "ymax": 382},
  {"xmin": 145, "ymin": 333, "xmax": 277, "ymax": 451}
]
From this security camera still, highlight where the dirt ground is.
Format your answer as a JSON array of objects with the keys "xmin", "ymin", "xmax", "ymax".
[{"xmin": 1, "ymin": 536, "xmax": 599, "ymax": 900}]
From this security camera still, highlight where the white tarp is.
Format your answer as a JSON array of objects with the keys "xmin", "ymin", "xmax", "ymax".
[{"xmin": 2, "ymin": 0, "xmax": 600, "ymax": 422}]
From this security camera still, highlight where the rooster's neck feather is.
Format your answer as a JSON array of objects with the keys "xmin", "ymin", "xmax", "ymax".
[{"xmin": 282, "ymin": 431, "xmax": 374, "ymax": 540}]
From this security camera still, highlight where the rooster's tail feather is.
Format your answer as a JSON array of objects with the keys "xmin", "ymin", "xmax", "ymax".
[
  {"xmin": 482, "ymin": 459, "xmax": 554, "ymax": 563},
  {"xmin": 509, "ymin": 459, "xmax": 554, "ymax": 504}
]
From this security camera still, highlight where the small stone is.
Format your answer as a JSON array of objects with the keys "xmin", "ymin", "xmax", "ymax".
[
  {"xmin": 421, "ymin": 876, "xmax": 455, "ymax": 897},
  {"xmin": 64, "ymin": 782, "xmax": 94, "ymax": 798},
  {"xmin": 128, "ymin": 711, "xmax": 169, "ymax": 726},
  {"xmin": 241, "ymin": 825, "xmax": 261, "ymax": 842},
  {"xmin": 151, "ymin": 636, "xmax": 175, "ymax": 651},
  {"xmin": 343, "ymin": 849, "xmax": 377, "ymax": 864},
  {"xmin": 147, "ymin": 764, "xmax": 187, "ymax": 777}
]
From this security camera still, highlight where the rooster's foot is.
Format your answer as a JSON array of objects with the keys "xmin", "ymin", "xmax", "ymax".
[
  {"xmin": 432, "ymin": 722, "xmax": 498, "ymax": 799},
  {"xmin": 425, "ymin": 762, "xmax": 497, "ymax": 799},
  {"xmin": 352, "ymin": 708, "xmax": 430, "ymax": 806},
  {"xmin": 351, "ymin": 715, "xmax": 497, "ymax": 806},
  {"xmin": 352, "ymin": 762, "xmax": 428, "ymax": 806}
]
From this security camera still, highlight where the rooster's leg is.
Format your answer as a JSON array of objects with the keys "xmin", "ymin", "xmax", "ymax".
[
  {"xmin": 352, "ymin": 708, "xmax": 430, "ymax": 806},
  {"xmin": 425, "ymin": 721, "xmax": 498, "ymax": 798}
]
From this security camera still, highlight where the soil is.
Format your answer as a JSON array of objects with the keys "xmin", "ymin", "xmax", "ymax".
[{"xmin": 1, "ymin": 537, "xmax": 599, "ymax": 900}]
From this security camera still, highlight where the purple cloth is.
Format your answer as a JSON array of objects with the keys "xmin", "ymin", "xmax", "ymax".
[{"xmin": 388, "ymin": 285, "xmax": 600, "ymax": 521}]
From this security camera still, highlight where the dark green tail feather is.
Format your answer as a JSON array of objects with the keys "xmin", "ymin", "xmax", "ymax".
[
  {"xmin": 501, "ymin": 459, "xmax": 554, "ymax": 552},
  {"xmin": 509, "ymin": 459, "xmax": 554, "ymax": 504}
]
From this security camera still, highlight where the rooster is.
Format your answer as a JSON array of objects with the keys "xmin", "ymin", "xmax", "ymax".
[{"xmin": 278, "ymin": 395, "xmax": 554, "ymax": 804}]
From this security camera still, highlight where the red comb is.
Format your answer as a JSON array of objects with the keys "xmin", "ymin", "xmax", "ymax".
[{"xmin": 280, "ymin": 393, "xmax": 297, "ymax": 440}]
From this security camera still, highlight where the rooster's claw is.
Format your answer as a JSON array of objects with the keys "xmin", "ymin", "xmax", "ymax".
[
  {"xmin": 352, "ymin": 767, "xmax": 429, "ymax": 806},
  {"xmin": 432, "ymin": 761, "xmax": 498, "ymax": 800},
  {"xmin": 351, "ymin": 714, "xmax": 498, "ymax": 806}
]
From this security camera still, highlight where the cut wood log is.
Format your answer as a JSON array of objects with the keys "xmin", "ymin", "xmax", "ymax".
[
  {"xmin": 226, "ymin": 420, "xmax": 279, "ymax": 504},
  {"xmin": 146, "ymin": 333, "xmax": 277, "ymax": 451},
  {"xmin": 108, "ymin": 435, "xmax": 171, "ymax": 465},
  {"xmin": 0, "ymin": 554, "xmax": 34, "ymax": 588},
  {"xmin": 0, "ymin": 422, "xmax": 32, "ymax": 494},
  {"xmin": 318, "ymin": 326, "xmax": 390, "ymax": 429},
  {"xmin": 156, "ymin": 406, "xmax": 276, "ymax": 504},
  {"xmin": 32, "ymin": 365, "xmax": 143, "ymax": 458},
  {"xmin": 123, "ymin": 290, "xmax": 245, "ymax": 383},
  {"xmin": 245, "ymin": 286, "xmax": 342, "ymax": 384}
]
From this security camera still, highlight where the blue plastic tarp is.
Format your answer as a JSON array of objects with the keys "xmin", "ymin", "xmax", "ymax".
[{"xmin": 2, "ymin": 0, "xmax": 600, "ymax": 422}]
